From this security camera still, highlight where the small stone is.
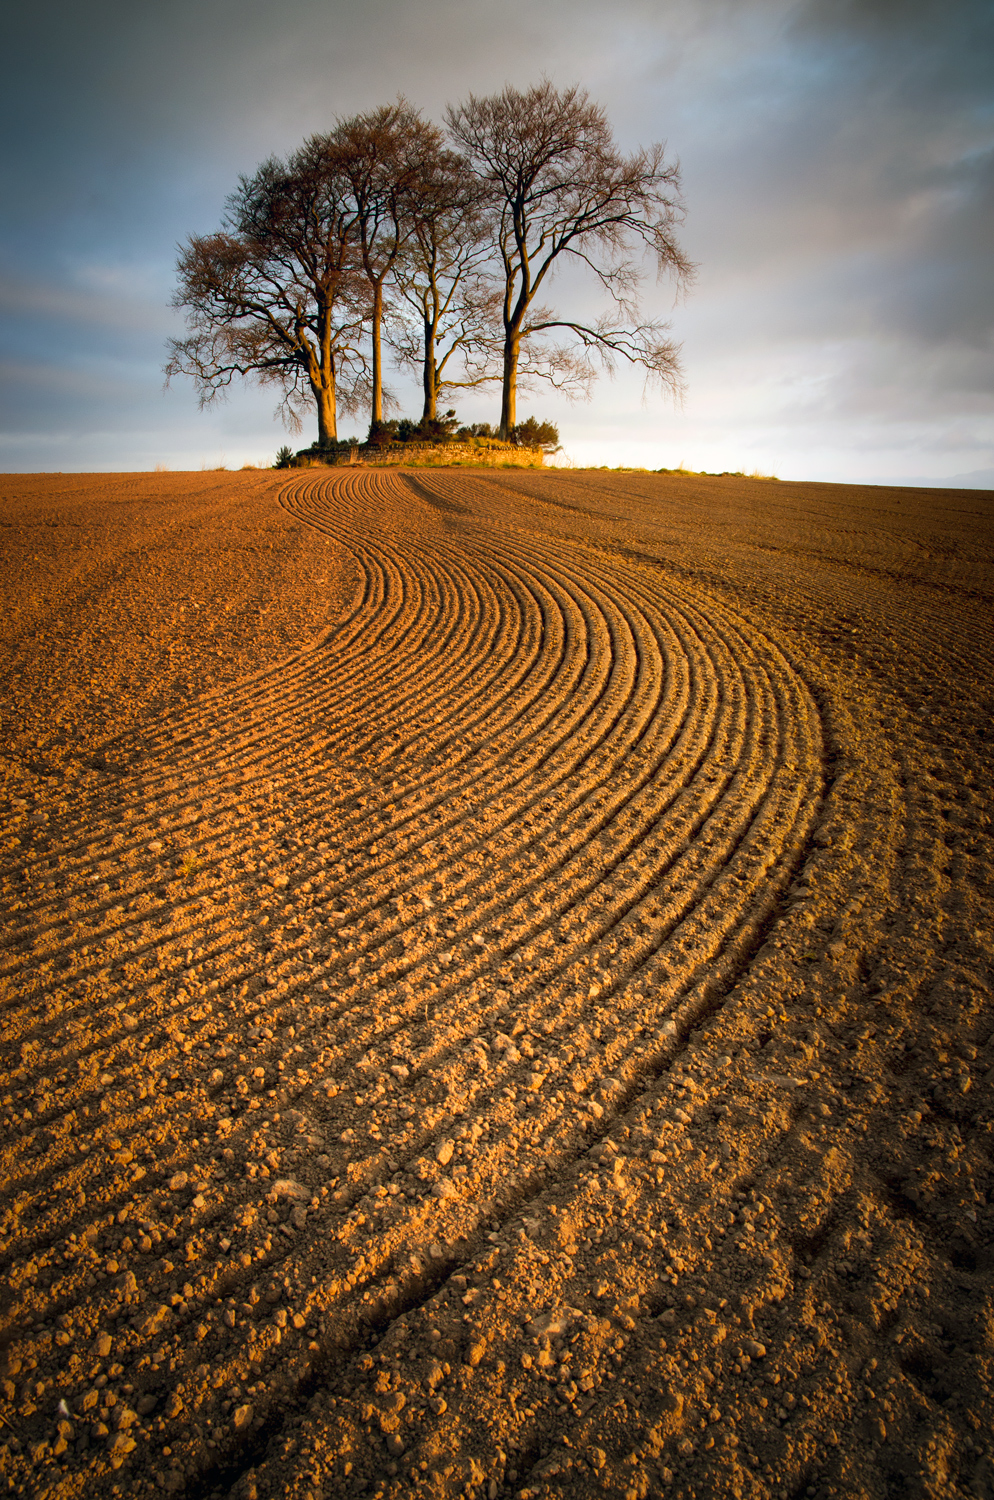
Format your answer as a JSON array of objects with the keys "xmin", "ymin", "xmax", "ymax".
[
  {"xmin": 432, "ymin": 1177, "xmax": 458, "ymax": 1200},
  {"xmin": 118, "ymin": 1271, "xmax": 138, "ymax": 1296},
  {"xmin": 122, "ymin": 1013, "xmax": 139, "ymax": 1031},
  {"xmin": 232, "ymin": 1402, "xmax": 254, "ymax": 1431},
  {"xmin": 390, "ymin": 1064, "xmax": 409, "ymax": 1080},
  {"xmin": 169, "ymin": 1172, "xmax": 188, "ymax": 1192},
  {"xmin": 435, "ymin": 1139, "xmax": 455, "ymax": 1166},
  {"xmin": 93, "ymin": 1332, "xmax": 113, "ymax": 1358},
  {"xmin": 466, "ymin": 1340, "xmax": 486, "ymax": 1368},
  {"xmin": 209, "ymin": 1070, "xmax": 224, "ymax": 1087},
  {"xmin": 164, "ymin": 1393, "xmax": 183, "ymax": 1419},
  {"xmin": 272, "ymin": 1179, "xmax": 309, "ymax": 1201}
]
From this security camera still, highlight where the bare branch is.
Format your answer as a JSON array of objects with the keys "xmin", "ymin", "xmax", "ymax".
[
  {"xmin": 166, "ymin": 142, "xmax": 371, "ymax": 446},
  {"xmin": 447, "ymin": 79, "xmax": 694, "ymax": 435}
]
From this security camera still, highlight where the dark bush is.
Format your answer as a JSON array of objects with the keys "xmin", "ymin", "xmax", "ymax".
[
  {"xmin": 274, "ymin": 445, "xmax": 295, "ymax": 468},
  {"xmin": 509, "ymin": 418, "xmax": 560, "ymax": 450},
  {"xmin": 396, "ymin": 409, "xmax": 460, "ymax": 443}
]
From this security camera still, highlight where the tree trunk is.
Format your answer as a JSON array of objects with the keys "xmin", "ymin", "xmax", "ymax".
[
  {"xmin": 371, "ymin": 281, "xmax": 383, "ymax": 426},
  {"xmin": 499, "ymin": 334, "xmax": 518, "ymax": 439},
  {"xmin": 316, "ymin": 379, "xmax": 338, "ymax": 446},
  {"xmin": 422, "ymin": 313, "xmax": 437, "ymax": 422}
]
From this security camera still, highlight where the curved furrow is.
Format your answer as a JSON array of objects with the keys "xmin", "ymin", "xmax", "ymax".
[
  {"xmin": 193, "ymin": 475, "xmax": 824, "ymax": 1499},
  {"xmin": 0, "ymin": 514, "xmax": 522, "ymax": 949},
  {"xmin": 0, "ymin": 465, "xmax": 835, "ymax": 1500},
  {"xmin": 0, "ymin": 552, "xmax": 560, "ymax": 989},
  {"xmin": 3, "ymin": 504, "xmax": 629, "ymax": 1008},
  {"xmin": 1, "ymin": 468, "xmax": 815, "ymax": 1194}
]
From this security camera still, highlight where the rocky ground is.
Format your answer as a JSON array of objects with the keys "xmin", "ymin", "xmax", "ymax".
[{"xmin": 0, "ymin": 465, "xmax": 992, "ymax": 1500}]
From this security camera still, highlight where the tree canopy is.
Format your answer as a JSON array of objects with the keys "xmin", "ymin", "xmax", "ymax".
[{"xmin": 167, "ymin": 84, "xmax": 692, "ymax": 447}]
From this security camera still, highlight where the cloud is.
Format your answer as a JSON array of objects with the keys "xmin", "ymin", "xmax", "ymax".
[{"xmin": 0, "ymin": 0, "xmax": 990, "ymax": 472}]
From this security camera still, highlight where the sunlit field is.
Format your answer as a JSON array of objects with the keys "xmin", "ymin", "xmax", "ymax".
[{"xmin": 2, "ymin": 467, "xmax": 992, "ymax": 1500}]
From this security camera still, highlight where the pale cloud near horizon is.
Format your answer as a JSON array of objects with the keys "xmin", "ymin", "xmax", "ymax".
[{"xmin": 1, "ymin": 0, "xmax": 990, "ymax": 480}]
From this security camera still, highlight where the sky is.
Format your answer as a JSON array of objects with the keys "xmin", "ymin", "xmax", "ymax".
[{"xmin": 1, "ymin": 0, "xmax": 992, "ymax": 483}]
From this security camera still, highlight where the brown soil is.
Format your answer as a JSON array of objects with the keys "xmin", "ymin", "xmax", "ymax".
[{"xmin": 0, "ymin": 466, "xmax": 992, "ymax": 1500}]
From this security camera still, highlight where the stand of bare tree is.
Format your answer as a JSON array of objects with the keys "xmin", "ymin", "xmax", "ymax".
[{"xmin": 167, "ymin": 83, "xmax": 693, "ymax": 446}]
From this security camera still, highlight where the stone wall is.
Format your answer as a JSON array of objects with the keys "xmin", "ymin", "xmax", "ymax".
[{"xmin": 294, "ymin": 442, "xmax": 544, "ymax": 469}]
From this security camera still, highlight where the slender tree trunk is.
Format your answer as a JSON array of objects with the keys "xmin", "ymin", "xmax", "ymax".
[
  {"xmin": 316, "ymin": 379, "xmax": 338, "ymax": 446},
  {"xmin": 422, "ymin": 313, "xmax": 438, "ymax": 421},
  {"xmin": 314, "ymin": 305, "xmax": 338, "ymax": 446},
  {"xmin": 499, "ymin": 332, "xmax": 518, "ymax": 439},
  {"xmin": 371, "ymin": 281, "xmax": 383, "ymax": 426}
]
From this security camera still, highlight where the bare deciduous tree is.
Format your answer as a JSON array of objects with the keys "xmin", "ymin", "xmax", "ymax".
[
  {"xmin": 166, "ymin": 138, "xmax": 369, "ymax": 447},
  {"xmin": 329, "ymin": 101, "xmax": 444, "ymax": 429},
  {"xmin": 390, "ymin": 151, "xmax": 501, "ymax": 422},
  {"xmin": 447, "ymin": 80, "xmax": 694, "ymax": 438}
]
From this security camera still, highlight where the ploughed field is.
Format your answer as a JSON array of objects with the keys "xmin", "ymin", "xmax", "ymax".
[{"xmin": 1, "ymin": 466, "xmax": 992, "ymax": 1500}]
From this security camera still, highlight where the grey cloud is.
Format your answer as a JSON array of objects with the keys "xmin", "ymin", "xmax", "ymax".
[{"xmin": 0, "ymin": 0, "xmax": 990, "ymax": 473}]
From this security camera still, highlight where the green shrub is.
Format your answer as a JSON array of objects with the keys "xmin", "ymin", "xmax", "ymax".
[
  {"xmin": 396, "ymin": 409, "xmax": 460, "ymax": 443},
  {"xmin": 509, "ymin": 418, "xmax": 560, "ymax": 450}
]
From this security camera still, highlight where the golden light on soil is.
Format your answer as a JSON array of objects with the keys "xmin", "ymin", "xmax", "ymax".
[{"xmin": 0, "ymin": 467, "xmax": 992, "ymax": 1500}]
